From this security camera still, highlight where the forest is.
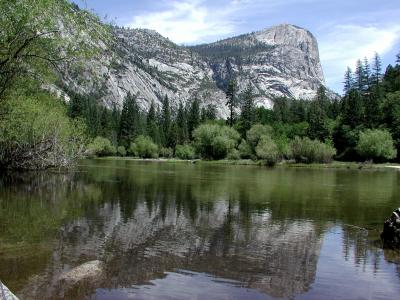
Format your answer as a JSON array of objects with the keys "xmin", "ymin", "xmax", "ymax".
[{"xmin": 1, "ymin": 0, "xmax": 400, "ymax": 169}]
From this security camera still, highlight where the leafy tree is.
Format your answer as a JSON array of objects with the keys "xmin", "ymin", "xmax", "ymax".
[
  {"xmin": 290, "ymin": 137, "xmax": 336, "ymax": 163},
  {"xmin": 87, "ymin": 136, "xmax": 116, "ymax": 157},
  {"xmin": 0, "ymin": 87, "xmax": 87, "ymax": 169},
  {"xmin": 0, "ymin": 0, "xmax": 109, "ymax": 100},
  {"xmin": 193, "ymin": 124, "xmax": 240, "ymax": 159},
  {"xmin": 129, "ymin": 135, "xmax": 158, "ymax": 158},
  {"xmin": 255, "ymin": 135, "xmax": 280, "ymax": 165},
  {"xmin": 225, "ymin": 79, "xmax": 237, "ymax": 127},
  {"xmin": 246, "ymin": 124, "xmax": 273, "ymax": 150},
  {"xmin": 356, "ymin": 129, "xmax": 396, "ymax": 161},
  {"xmin": 175, "ymin": 144, "xmax": 195, "ymax": 159}
]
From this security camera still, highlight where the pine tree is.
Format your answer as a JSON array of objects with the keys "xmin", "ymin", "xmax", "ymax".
[
  {"xmin": 372, "ymin": 52, "xmax": 382, "ymax": 86},
  {"xmin": 188, "ymin": 98, "xmax": 200, "ymax": 138},
  {"xmin": 362, "ymin": 57, "xmax": 371, "ymax": 93},
  {"xmin": 161, "ymin": 95, "xmax": 171, "ymax": 146},
  {"xmin": 307, "ymin": 86, "xmax": 329, "ymax": 141},
  {"xmin": 240, "ymin": 83, "xmax": 256, "ymax": 135},
  {"xmin": 176, "ymin": 101, "xmax": 188, "ymax": 144},
  {"xmin": 355, "ymin": 59, "xmax": 364, "ymax": 92},
  {"xmin": 147, "ymin": 101, "xmax": 160, "ymax": 144},
  {"xmin": 341, "ymin": 89, "xmax": 364, "ymax": 129},
  {"xmin": 119, "ymin": 92, "xmax": 140, "ymax": 147},
  {"xmin": 343, "ymin": 67, "xmax": 354, "ymax": 94},
  {"xmin": 226, "ymin": 79, "xmax": 237, "ymax": 127}
]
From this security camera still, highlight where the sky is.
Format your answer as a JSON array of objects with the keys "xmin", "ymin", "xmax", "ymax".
[{"xmin": 80, "ymin": 0, "xmax": 400, "ymax": 93}]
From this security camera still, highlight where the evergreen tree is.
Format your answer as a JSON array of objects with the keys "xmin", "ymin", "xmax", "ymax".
[
  {"xmin": 307, "ymin": 86, "xmax": 329, "ymax": 141},
  {"xmin": 372, "ymin": 52, "xmax": 382, "ymax": 86},
  {"xmin": 362, "ymin": 57, "xmax": 371, "ymax": 92},
  {"xmin": 343, "ymin": 67, "xmax": 354, "ymax": 94},
  {"xmin": 188, "ymin": 98, "xmax": 200, "ymax": 138},
  {"xmin": 119, "ymin": 92, "xmax": 140, "ymax": 147},
  {"xmin": 341, "ymin": 89, "xmax": 364, "ymax": 129},
  {"xmin": 147, "ymin": 101, "xmax": 160, "ymax": 145},
  {"xmin": 176, "ymin": 101, "xmax": 188, "ymax": 144},
  {"xmin": 225, "ymin": 79, "xmax": 237, "ymax": 127},
  {"xmin": 355, "ymin": 59, "xmax": 364, "ymax": 92},
  {"xmin": 240, "ymin": 83, "xmax": 256, "ymax": 135},
  {"xmin": 161, "ymin": 95, "xmax": 171, "ymax": 146}
]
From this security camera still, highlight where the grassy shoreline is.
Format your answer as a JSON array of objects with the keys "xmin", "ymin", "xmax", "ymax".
[{"xmin": 93, "ymin": 156, "xmax": 400, "ymax": 170}]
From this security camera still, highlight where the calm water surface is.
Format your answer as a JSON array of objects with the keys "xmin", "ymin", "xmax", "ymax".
[{"xmin": 0, "ymin": 159, "xmax": 400, "ymax": 299}]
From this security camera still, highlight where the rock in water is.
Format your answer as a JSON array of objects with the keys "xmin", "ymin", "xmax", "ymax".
[
  {"xmin": 59, "ymin": 260, "xmax": 104, "ymax": 286},
  {"xmin": 381, "ymin": 208, "xmax": 400, "ymax": 246}
]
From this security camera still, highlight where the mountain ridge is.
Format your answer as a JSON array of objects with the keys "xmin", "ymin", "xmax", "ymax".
[{"xmin": 60, "ymin": 23, "xmax": 328, "ymax": 116}]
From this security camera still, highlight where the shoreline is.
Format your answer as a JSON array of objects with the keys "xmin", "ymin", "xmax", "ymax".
[{"xmin": 93, "ymin": 157, "xmax": 400, "ymax": 170}]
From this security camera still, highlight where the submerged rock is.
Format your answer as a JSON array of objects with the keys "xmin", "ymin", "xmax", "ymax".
[
  {"xmin": 381, "ymin": 208, "xmax": 400, "ymax": 246},
  {"xmin": 59, "ymin": 260, "xmax": 104, "ymax": 286}
]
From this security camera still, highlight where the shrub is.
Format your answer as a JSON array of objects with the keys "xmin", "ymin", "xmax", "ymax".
[
  {"xmin": 117, "ymin": 146, "xmax": 127, "ymax": 157},
  {"xmin": 246, "ymin": 124, "xmax": 273, "ymax": 150},
  {"xmin": 193, "ymin": 124, "xmax": 240, "ymax": 159},
  {"xmin": 0, "ymin": 90, "xmax": 87, "ymax": 169},
  {"xmin": 129, "ymin": 135, "xmax": 158, "ymax": 158},
  {"xmin": 175, "ymin": 144, "xmax": 195, "ymax": 159},
  {"xmin": 227, "ymin": 149, "xmax": 240, "ymax": 160},
  {"xmin": 238, "ymin": 140, "xmax": 253, "ymax": 159},
  {"xmin": 87, "ymin": 137, "xmax": 116, "ymax": 157},
  {"xmin": 159, "ymin": 147, "xmax": 173, "ymax": 158},
  {"xmin": 290, "ymin": 136, "xmax": 336, "ymax": 163},
  {"xmin": 356, "ymin": 129, "xmax": 397, "ymax": 161},
  {"xmin": 255, "ymin": 135, "xmax": 280, "ymax": 165}
]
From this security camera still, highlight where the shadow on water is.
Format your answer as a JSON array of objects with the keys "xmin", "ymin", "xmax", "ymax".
[{"xmin": 0, "ymin": 160, "xmax": 399, "ymax": 299}]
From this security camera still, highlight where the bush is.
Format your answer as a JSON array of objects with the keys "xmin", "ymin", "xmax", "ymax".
[
  {"xmin": 159, "ymin": 147, "xmax": 173, "ymax": 158},
  {"xmin": 356, "ymin": 129, "xmax": 397, "ymax": 161},
  {"xmin": 117, "ymin": 146, "xmax": 127, "ymax": 157},
  {"xmin": 193, "ymin": 124, "xmax": 240, "ymax": 159},
  {"xmin": 238, "ymin": 140, "xmax": 253, "ymax": 159},
  {"xmin": 246, "ymin": 124, "xmax": 273, "ymax": 150},
  {"xmin": 0, "ymin": 90, "xmax": 87, "ymax": 169},
  {"xmin": 255, "ymin": 135, "xmax": 280, "ymax": 165},
  {"xmin": 175, "ymin": 144, "xmax": 195, "ymax": 159},
  {"xmin": 227, "ymin": 149, "xmax": 240, "ymax": 160},
  {"xmin": 129, "ymin": 135, "xmax": 158, "ymax": 158},
  {"xmin": 87, "ymin": 137, "xmax": 116, "ymax": 157},
  {"xmin": 290, "ymin": 136, "xmax": 336, "ymax": 163}
]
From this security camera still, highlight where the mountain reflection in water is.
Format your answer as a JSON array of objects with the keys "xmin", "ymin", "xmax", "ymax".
[{"xmin": 0, "ymin": 160, "xmax": 399, "ymax": 300}]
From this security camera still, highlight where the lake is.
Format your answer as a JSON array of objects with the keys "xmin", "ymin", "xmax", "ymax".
[{"xmin": 1, "ymin": 159, "xmax": 400, "ymax": 299}]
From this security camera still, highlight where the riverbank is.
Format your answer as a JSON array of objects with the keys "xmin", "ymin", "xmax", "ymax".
[{"xmin": 93, "ymin": 157, "xmax": 400, "ymax": 170}]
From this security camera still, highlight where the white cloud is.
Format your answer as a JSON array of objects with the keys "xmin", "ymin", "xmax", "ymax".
[
  {"xmin": 319, "ymin": 24, "xmax": 400, "ymax": 92},
  {"xmin": 127, "ymin": 0, "xmax": 237, "ymax": 44}
]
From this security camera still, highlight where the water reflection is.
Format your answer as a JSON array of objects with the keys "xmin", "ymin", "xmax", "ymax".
[{"xmin": 0, "ymin": 161, "xmax": 400, "ymax": 299}]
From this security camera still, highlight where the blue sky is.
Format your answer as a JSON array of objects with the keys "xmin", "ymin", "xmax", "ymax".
[{"xmin": 80, "ymin": 0, "xmax": 400, "ymax": 93}]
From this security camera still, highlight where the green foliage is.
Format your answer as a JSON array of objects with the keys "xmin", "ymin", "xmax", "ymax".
[
  {"xmin": 119, "ymin": 92, "xmax": 142, "ymax": 147},
  {"xmin": 238, "ymin": 140, "xmax": 253, "ymax": 159},
  {"xmin": 227, "ymin": 148, "xmax": 240, "ymax": 160},
  {"xmin": 160, "ymin": 147, "xmax": 173, "ymax": 158},
  {"xmin": 290, "ymin": 137, "xmax": 336, "ymax": 164},
  {"xmin": 356, "ymin": 129, "xmax": 396, "ymax": 161},
  {"xmin": 175, "ymin": 144, "xmax": 195, "ymax": 160},
  {"xmin": 117, "ymin": 146, "xmax": 127, "ymax": 157},
  {"xmin": 130, "ymin": 135, "xmax": 158, "ymax": 158},
  {"xmin": 239, "ymin": 83, "xmax": 256, "ymax": 136},
  {"xmin": 255, "ymin": 135, "xmax": 280, "ymax": 165},
  {"xmin": 226, "ymin": 79, "xmax": 237, "ymax": 127},
  {"xmin": 0, "ymin": 0, "xmax": 110, "ymax": 99},
  {"xmin": 0, "ymin": 88, "xmax": 87, "ymax": 169},
  {"xmin": 193, "ymin": 124, "xmax": 240, "ymax": 159},
  {"xmin": 86, "ymin": 137, "xmax": 116, "ymax": 157},
  {"xmin": 188, "ymin": 98, "xmax": 200, "ymax": 139},
  {"xmin": 246, "ymin": 124, "xmax": 273, "ymax": 150}
]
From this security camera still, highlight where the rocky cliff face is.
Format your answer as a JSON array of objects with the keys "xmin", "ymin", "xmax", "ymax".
[{"xmin": 61, "ymin": 24, "xmax": 326, "ymax": 116}]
